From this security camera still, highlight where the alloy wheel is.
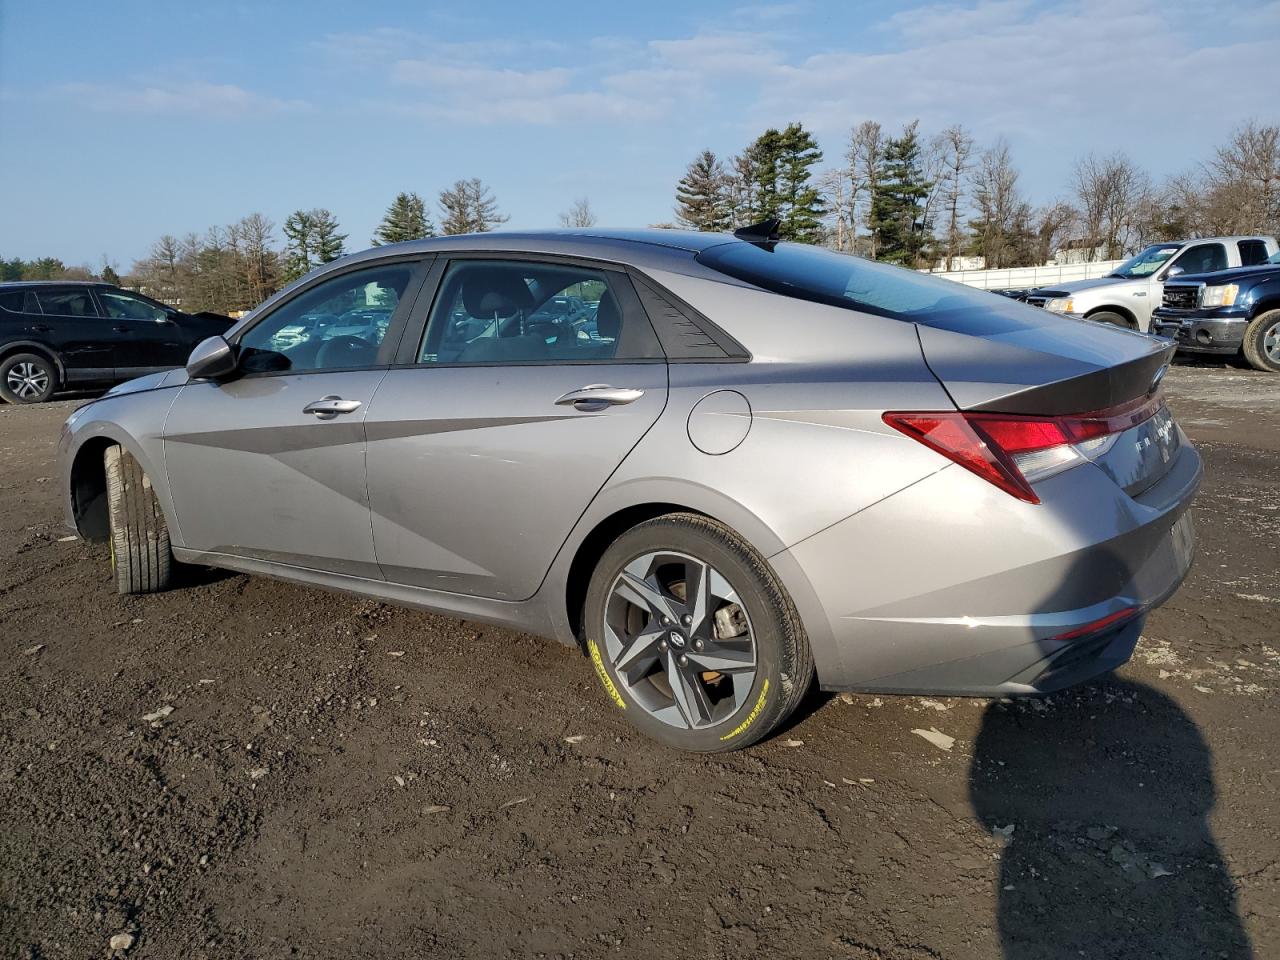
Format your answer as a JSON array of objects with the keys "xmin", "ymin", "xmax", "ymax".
[
  {"xmin": 5, "ymin": 361, "xmax": 51, "ymax": 400},
  {"xmin": 603, "ymin": 550, "xmax": 757, "ymax": 729},
  {"xmin": 1265, "ymin": 320, "xmax": 1280, "ymax": 363}
]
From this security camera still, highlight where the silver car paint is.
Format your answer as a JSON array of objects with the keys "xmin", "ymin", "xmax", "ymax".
[{"xmin": 61, "ymin": 230, "xmax": 1201, "ymax": 696}]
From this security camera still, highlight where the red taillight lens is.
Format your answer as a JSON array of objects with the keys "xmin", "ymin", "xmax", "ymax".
[
  {"xmin": 1050, "ymin": 606, "xmax": 1139, "ymax": 641},
  {"xmin": 884, "ymin": 393, "xmax": 1164, "ymax": 505}
]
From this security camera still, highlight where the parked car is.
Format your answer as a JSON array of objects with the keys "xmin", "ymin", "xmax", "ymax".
[
  {"xmin": 1026, "ymin": 236, "xmax": 1277, "ymax": 331},
  {"xmin": 0, "ymin": 281, "xmax": 232, "ymax": 404},
  {"xmin": 1151, "ymin": 250, "xmax": 1280, "ymax": 372},
  {"xmin": 60, "ymin": 227, "xmax": 1200, "ymax": 751}
]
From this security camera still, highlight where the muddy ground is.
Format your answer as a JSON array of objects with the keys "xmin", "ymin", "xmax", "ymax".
[{"xmin": 0, "ymin": 362, "xmax": 1276, "ymax": 960}]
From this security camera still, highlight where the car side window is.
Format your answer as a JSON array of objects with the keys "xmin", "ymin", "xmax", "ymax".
[
  {"xmin": 1171, "ymin": 243, "xmax": 1227, "ymax": 276},
  {"xmin": 98, "ymin": 289, "xmax": 170, "ymax": 322},
  {"xmin": 1238, "ymin": 240, "xmax": 1269, "ymax": 266},
  {"xmin": 237, "ymin": 264, "xmax": 413, "ymax": 374},
  {"xmin": 417, "ymin": 260, "xmax": 628, "ymax": 364},
  {"xmin": 0, "ymin": 291, "xmax": 40, "ymax": 314},
  {"xmin": 36, "ymin": 289, "xmax": 101, "ymax": 318}
]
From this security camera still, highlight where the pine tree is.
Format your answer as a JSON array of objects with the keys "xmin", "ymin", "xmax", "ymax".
[
  {"xmin": 675, "ymin": 150, "xmax": 731, "ymax": 231},
  {"xmin": 282, "ymin": 210, "xmax": 314, "ymax": 282},
  {"xmin": 869, "ymin": 121, "xmax": 933, "ymax": 266},
  {"xmin": 742, "ymin": 123, "xmax": 824, "ymax": 241},
  {"xmin": 310, "ymin": 209, "xmax": 347, "ymax": 264},
  {"xmin": 439, "ymin": 179, "xmax": 508, "ymax": 235},
  {"xmin": 372, "ymin": 192, "xmax": 434, "ymax": 245},
  {"xmin": 101, "ymin": 263, "xmax": 122, "ymax": 286}
]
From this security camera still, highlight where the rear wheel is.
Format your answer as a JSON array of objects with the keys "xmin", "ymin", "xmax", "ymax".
[
  {"xmin": 1087, "ymin": 310, "xmax": 1135, "ymax": 330},
  {"xmin": 0, "ymin": 352, "xmax": 58, "ymax": 404},
  {"xmin": 1242, "ymin": 309, "xmax": 1280, "ymax": 373},
  {"xmin": 105, "ymin": 446, "xmax": 173, "ymax": 594},
  {"xmin": 583, "ymin": 513, "xmax": 814, "ymax": 752}
]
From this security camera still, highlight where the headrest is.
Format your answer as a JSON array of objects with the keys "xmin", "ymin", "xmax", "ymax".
[
  {"xmin": 461, "ymin": 268, "xmax": 534, "ymax": 318},
  {"xmin": 594, "ymin": 290, "xmax": 621, "ymax": 340}
]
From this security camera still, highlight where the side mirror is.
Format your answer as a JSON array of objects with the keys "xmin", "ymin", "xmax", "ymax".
[
  {"xmin": 1165, "ymin": 266, "xmax": 1184, "ymax": 279},
  {"xmin": 186, "ymin": 336, "xmax": 238, "ymax": 380}
]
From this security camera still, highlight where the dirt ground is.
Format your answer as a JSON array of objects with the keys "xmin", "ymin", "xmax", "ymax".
[{"xmin": 0, "ymin": 362, "xmax": 1276, "ymax": 960}]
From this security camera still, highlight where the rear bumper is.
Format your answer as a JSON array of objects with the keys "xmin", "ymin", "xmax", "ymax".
[
  {"xmin": 1151, "ymin": 312, "xmax": 1246, "ymax": 355},
  {"xmin": 771, "ymin": 438, "xmax": 1201, "ymax": 696}
]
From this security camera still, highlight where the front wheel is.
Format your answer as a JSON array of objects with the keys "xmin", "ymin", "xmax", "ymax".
[
  {"xmin": 1242, "ymin": 309, "xmax": 1280, "ymax": 373},
  {"xmin": 1087, "ymin": 310, "xmax": 1135, "ymax": 330},
  {"xmin": 105, "ymin": 446, "xmax": 174, "ymax": 594},
  {"xmin": 0, "ymin": 352, "xmax": 58, "ymax": 404},
  {"xmin": 583, "ymin": 513, "xmax": 814, "ymax": 752}
]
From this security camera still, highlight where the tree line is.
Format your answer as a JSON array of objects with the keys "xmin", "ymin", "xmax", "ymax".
[{"xmin": 673, "ymin": 119, "xmax": 1280, "ymax": 270}]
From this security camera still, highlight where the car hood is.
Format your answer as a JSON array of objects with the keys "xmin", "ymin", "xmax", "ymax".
[
  {"xmin": 1034, "ymin": 275, "xmax": 1132, "ymax": 296},
  {"xmin": 1171, "ymin": 264, "xmax": 1280, "ymax": 285}
]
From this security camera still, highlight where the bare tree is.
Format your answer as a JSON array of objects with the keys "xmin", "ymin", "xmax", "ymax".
[
  {"xmin": 935, "ymin": 125, "xmax": 975, "ymax": 270},
  {"xmin": 559, "ymin": 197, "xmax": 598, "ymax": 228},
  {"xmin": 1033, "ymin": 201, "xmax": 1078, "ymax": 265},
  {"xmin": 724, "ymin": 151, "xmax": 759, "ymax": 228},
  {"xmin": 1071, "ymin": 152, "xmax": 1151, "ymax": 260},
  {"xmin": 847, "ymin": 121, "xmax": 884, "ymax": 257},
  {"xmin": 818, "ymin": 167, "xmax": 853, "ymax": 251},
  {"xmin": 1205, "ymin": 120, "xmax": 1280, "ymax": 235},
  {"xmin": 969, "ymin": 140, "xmax": 1035, "ymax": 269}
]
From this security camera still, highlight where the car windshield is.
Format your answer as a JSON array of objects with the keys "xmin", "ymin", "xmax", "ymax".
[
  {"xmin": 695, "ymin": 240, "xmax": 1057, "ymax": 336},
  {"xmin": 1109, "ymin": 244, "xmax": 1182, "ymax": 278},
  {"xmin": 1269, "ymin": 251, "xmax": 1280, "ymax": 265}
]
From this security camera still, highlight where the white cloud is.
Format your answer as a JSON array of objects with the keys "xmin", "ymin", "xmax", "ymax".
[{"xmin": 57, "ymin": 80, "xmax": 308, "ymax": 117}]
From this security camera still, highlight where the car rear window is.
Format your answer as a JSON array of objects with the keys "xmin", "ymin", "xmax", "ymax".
[{"xmin": 695, "ymin": 241, "xmax": 1054, "ymax": 337}]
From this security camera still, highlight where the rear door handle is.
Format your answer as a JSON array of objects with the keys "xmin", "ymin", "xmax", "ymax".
[
  {"xmin": 112, "ymin": 325, "xmax": 131, "ymax": 333},
  {"xmin": 554, "ymin": 384, "xmax": 645, "ymax": 408},
  {"xmin": 303, "ymin": 395, "xmax": 362, "ymax": 420}
]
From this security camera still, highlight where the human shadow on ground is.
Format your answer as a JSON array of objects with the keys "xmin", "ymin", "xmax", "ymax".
[{"xmin": 970, "ymin": 678, "xmax": 1253, "ymax": 959}]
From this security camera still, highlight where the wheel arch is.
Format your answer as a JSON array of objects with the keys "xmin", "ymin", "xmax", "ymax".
[
  {"xmin": 0, "ymin": 340, "xmax": 65, "ymax": 381},
  {"xmin": 1085, "ymin": 304, "xmax": 1138, "ymax": 329},
  {"xmin": 64, "ymin": 420, "xmax": 179, "ymax": 544}
]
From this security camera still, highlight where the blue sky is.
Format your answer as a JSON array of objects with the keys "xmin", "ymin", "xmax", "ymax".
[{"xmin": 1, "ymin": 0, "xmax": 1275, "ymax": 267}]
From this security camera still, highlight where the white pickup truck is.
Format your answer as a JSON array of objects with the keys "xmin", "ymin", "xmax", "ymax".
[{"xmin": 1027, "ymin": 235, "xmax": 1278, "ymax": 331}]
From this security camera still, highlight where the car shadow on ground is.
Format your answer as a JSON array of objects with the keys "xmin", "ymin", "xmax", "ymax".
[{"xmin": 969, "ymin": 677, "xmax": 1253, "ymax": 959}]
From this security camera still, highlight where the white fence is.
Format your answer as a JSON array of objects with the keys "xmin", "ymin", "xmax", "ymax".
[{"xmin": 924, "ymin": 260, "xmax": 1126, "ymax": 290}]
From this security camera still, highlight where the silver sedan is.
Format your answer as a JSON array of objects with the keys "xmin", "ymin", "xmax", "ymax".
[{"xmin": 60, "ymin": 226, "xmax": 1200, "ymax": 751}]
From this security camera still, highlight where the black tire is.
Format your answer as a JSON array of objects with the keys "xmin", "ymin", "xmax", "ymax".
[
  {"xmin": 0, "ymin": 352, "xmax": 58, "ymax": 404},
  {"xmin": 1242, "ymin": 309, "xmax": 1280, "ymax": 373},
  {"xmin": 1087, "ymin": 310, "xmax": 1135, "ymax": 330},
  {"xmin": 583, "ymin": 512, "xmax": 814, "ymax": 752},
  {"xmin": 105, "ymin": 445, "xmax": 173, "ymax": 594}
]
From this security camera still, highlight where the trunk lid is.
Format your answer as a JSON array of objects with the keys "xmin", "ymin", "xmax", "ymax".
[{"xmin": 915, "ymin": 313, "xmax": 1179, "ymax": 496}]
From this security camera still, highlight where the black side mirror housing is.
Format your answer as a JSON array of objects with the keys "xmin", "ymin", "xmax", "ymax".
[{"xmin": 186, "ymin": 336, "xmax": 238, "ymax": 380}]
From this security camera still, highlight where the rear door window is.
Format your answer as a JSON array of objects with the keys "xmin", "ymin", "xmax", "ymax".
[
  {"xmin": 417, "ymin": 260, "xmax": 658, "ymax": 363},
  {"xmin": 0, "ymin": 290, "xmax": 40, "ymax": 314},
  {"xmin": 36, "ymin": 289, "xmax": 101, "ymax": 318},
  {"xmin": 1238, "ymin": 239, "xmax": 1269, "ymax": 266}
]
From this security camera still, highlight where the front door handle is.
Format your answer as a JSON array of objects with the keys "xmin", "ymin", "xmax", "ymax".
[
  {"xmin": 554, "ymin": 384, "xmax": 645, "ymax": 409},
  {"xmin": 303, "ymin": 395, "xmax": 362, "ymax": 420}
]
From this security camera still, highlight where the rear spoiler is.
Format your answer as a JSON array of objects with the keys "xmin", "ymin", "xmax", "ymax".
[{"xmin": 970, "ymin": 343, "xmax": 1174, "ymax": 416}]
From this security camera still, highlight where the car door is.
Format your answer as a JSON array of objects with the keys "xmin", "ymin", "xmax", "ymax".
[
  {"xmin": 32, "ymin": 286, "xmax": 121, "ymax": 377},
  {"xmin": 93, "ymin": 288, "xmax": 189, "ymax": 373},
  {"xmin": 162, "ymin": 258, "xmax": 430, "ymax": 578},
  {"xmin": 365, "ymin": 256, "xmax": 668, "ymax": 600}
]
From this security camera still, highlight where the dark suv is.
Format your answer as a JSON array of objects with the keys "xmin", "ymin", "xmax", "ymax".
[
  {"xmin": 1151, "ymin": 251, "xmax": 1280, "ymax": 373},
  {"xmin": 0, "ymin": 281, "xmax": 232, "ymax": 403}
]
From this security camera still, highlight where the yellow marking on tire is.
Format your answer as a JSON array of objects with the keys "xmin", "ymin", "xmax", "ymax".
[
  {"xmin": 719, "ymin": 678, "xmax": 769, "ymax": 741},
  {"xmin": 587, "ymin": 638, "xmax": 626, "ymax": 710}
]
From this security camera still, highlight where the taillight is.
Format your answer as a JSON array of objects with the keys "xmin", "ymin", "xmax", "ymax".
[{"xmin": 883, "ymin": 393, "xmax": 1164, "ymax": 504}]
